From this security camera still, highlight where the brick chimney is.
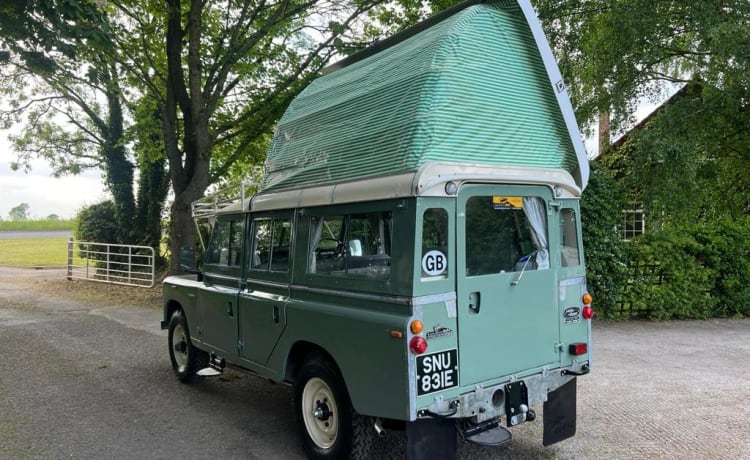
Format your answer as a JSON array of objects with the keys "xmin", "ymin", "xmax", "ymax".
[{"xmin": 598, "ymin": 111, "xmax": 610, "ymax": 155}]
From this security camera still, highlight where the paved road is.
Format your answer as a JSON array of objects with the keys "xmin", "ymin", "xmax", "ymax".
[
  {"xmin": 0, "ymin": 230, "xmax": 72, "ymax": 239},
  {"xmin": 1, "ymin": 266, "xmax": 749, "ymax": 459}
]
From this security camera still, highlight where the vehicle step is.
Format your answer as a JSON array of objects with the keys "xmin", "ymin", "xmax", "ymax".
[
  {"xmin": 196, "ymin": 367, "xmax": 223, "ymax": 377},
  {"xmin": 462, "ymin": 420, "xmax": 512, "ymax": 446}
]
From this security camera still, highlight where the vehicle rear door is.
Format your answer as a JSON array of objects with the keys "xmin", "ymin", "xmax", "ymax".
[{"xmin": 456, "ymin": 184, "xmax": 559, "ymax": 385}]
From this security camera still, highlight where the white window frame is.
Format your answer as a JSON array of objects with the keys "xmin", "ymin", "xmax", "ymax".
[{"xmin": 621, "ymin": 207, "xmax": 646, "ymax": 241}]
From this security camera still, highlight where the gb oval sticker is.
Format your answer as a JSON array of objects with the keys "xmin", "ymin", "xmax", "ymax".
[{"xmin": 422, "ymin": 250, "xmax": 447, "ymax": 276}]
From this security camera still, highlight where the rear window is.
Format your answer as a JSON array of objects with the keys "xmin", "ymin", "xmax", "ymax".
[{"xmin": 465, "ymin": 196, "xmax": 548, "ymax": 276}]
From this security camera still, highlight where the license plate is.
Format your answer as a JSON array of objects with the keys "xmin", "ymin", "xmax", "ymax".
[{"xmin": 416, "ymin": 349, "xmax": 459, "ymax": 396}]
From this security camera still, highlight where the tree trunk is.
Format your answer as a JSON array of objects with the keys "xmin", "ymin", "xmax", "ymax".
[
  {"xmin": 135, "ymin": 157, "xmax": 169, "ymax": 267},
  {"xmin": 102, "ymin": 77, "xmax": 135, "ymax": 243}
]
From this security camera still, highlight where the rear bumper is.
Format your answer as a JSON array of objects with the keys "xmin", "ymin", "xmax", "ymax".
[{"xmin": 417, "ymin": 361, "xmax": 589, "ymax": 424}]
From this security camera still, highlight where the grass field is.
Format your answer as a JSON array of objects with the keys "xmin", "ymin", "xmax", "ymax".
[
  {"xmin": 0, "ymin": 219, "xmax": 74, "ymax": 231},
  {"xmin": 0, "ymin": 238, "xmax": 69, "ymax": 267}
]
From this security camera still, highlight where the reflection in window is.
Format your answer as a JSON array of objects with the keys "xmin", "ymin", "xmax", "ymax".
[
  {"xmin": 465, "ymin": 196, "xmax": 546, "ymax": 276},
  {"xmin": 422, "ymin": 208, "xmax": 448, "ymax": 279},
  {"xmin": 309, "ymin": 212, "xmax": 392, "ymax": 280},
  {"xmin": 560, "ymin": 209, "xmax": 581, "ymax": 267},
  {"xmin": 206, "ymin": 218, "xmax": 243, "ymax": 266},
  {"xmin": 250, "ymin": 217, "xmax": 292, "ymax": 272}
]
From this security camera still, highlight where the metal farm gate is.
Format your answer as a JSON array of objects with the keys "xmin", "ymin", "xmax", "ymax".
[{"xmin": 67, "ymin": 240, "xmax": 155, "ymax": 288}]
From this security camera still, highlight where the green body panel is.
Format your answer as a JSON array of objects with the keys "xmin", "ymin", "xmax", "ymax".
[
  {"xmin": 267, "ymin": 292, "xmax": 413, "ymax": 419},
  {"xmin": 197, "ymin": 274, "xmax": 240, "ymax": 356},
  {"xmin": 237, "ymin": 279, "xmax": 288, "ymax": 364},
  {"xmin": 262, "ymin": 2, "xmax": 579, "ymax": 192}
]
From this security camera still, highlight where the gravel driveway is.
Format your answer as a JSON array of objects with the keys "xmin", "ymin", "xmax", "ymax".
[{"xmin": 1, "ymin": 266, "xmax": 749, "ymax": 459}]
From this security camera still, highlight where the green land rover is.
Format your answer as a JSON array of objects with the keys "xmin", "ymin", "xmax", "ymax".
[{"xmin": 161, "ymin": 1, "xmax": 593, "ymax": 459}]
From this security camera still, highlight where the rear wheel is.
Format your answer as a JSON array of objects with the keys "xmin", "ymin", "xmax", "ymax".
[
  {"xmin": 294, "ymin": 354, "xmax": 375, "ymax": 459},
  {"xmin": 167, "ymin": 310, "xmax": 207, "ymax": 383}
]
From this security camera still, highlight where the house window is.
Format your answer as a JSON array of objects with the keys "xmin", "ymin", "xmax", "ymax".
[{"xmin": 621, "ymin": 208, "xmax": 646, "ymax": 240}]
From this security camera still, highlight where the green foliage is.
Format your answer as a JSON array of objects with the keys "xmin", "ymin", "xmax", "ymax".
[
  {"xmin": 8, "ymin": 203, "xmax": 30, "ymax": 221},
  {"xmin": 74, "ymin": 201, "xmax": 120, "ymax": 244},
  {"xmin": 622, "ymin": 219, "xmax": 750, "ymax": 319},
  {"xmin": 689, "ymin": 219, "xmax": 750, "ymax": 317},
  {"xmin": 532, "ymin": 1, "xmax": 750, "ymax": 235},
  {"xmin": 535, "ymin": 0, "xmax": 750, "ymax": 132},
  {"xmin": 599, "ymin": 83, "xmax": 750, "ymax": 227},
  {"xmin": 580, "ymin": 164, "xmax": 630, "ymax": 318},
  {"xmin": 626, "ymin": 229, "xmax": 716, "ymax": 320}
]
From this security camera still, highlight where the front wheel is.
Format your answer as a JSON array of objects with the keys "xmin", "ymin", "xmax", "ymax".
[
  {"xmin": 294, "ymin": 354, "xmax": 374, "ymax": 459},
  {"xmin": 167, "ymin": 309, "xmax": 207, "ymax": 383}
]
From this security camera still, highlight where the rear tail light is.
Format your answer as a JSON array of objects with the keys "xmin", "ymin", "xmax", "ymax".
[
  {"xmin": 410, "ymin": 336, "xmax": 428, "ymax": 354},
  {"xmin": 569, "ymin": 342, "xmax": 588, "ymax": 355},
  {"xmin": 582, "ymin": 293, "xmax": 594, "ymax": 319}
]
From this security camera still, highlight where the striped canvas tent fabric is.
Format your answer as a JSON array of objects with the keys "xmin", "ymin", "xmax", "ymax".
[{"xmin": 262, "ymin": 0, "xmax": 586, "ymax": 192}]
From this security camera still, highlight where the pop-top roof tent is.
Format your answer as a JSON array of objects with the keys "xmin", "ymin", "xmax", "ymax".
[{"xmin": 260, "ymin": 0, "xmax": 589, "ymax": 195}]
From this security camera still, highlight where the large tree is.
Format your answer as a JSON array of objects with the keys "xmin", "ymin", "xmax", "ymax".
[
  {"xmin": 109, "ymin": 0, "xmax": 383, "ymax": 271},
  {"xmin": 1, "ymin": 0, "xmax": 382, "ymax": 271},
  {"xmin": 533, "ymin": 0, "xmax": 750, "ymax": 223},
  {"xmin": 0, "ymin": 1, "xmax": 168, "ymax": 248}
]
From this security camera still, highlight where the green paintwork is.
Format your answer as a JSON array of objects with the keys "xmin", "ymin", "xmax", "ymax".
[
  {"xmin": 456, "ymin": 184, "xmax": 558, "ymax": 385},
  {"xmin": 262, "ymin": 2, "xmax": 580, "ymax": 192}
]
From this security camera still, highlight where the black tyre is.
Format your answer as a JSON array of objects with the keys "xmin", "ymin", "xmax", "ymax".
[
  {"xmin": 167, "ymin": 309, "xmax": 208, "ymax": 383},
  {"xmin": 294, "ymin": 354, "xmax": 375, "ymax": 459}
]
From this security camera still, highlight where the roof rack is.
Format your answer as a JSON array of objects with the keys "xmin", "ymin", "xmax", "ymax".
[
  {"xmin": 192, "ymin": 180, "xmax": 259, "ymax": 219},
  {"xmin": 191, "ymin": 180, "xmax": 260, "ymax": 249}
]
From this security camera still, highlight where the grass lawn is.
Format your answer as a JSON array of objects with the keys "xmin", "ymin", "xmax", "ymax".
[{"xmin": 0, "ymin": 238, "xmax": 69, "ymax": 267}]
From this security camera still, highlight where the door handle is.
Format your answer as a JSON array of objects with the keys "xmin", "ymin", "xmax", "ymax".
[
  {"xmin": 272, "ymin": 305, "xmax": 280, "ymax": 323},
  {"xmin": 227, "ymin": 301, "xmax": 234, "ymax": 317},
  {"xmin": 469, "ymin": 291, "xmax": 481, "ymax": 314}
]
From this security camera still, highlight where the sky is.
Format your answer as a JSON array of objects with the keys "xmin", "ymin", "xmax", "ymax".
[{"xmin": 0, "ymin": 133, "xmax": 109, "ymax": 220}]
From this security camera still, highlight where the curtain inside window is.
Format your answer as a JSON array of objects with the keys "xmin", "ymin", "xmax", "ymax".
[{"xmin": 522, "ymin": 197, "xmax": 549, "ymax": 270}]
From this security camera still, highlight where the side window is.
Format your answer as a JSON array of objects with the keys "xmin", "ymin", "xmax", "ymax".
[
  {"xmin": 465, "ymin": 196, "xmax": 548, "ymax": 276},
  {"xmin": 250, "ymin": 217, "xmax": 292, "ymax": 272},
  {"xmin": 309, "ymin": 215, "xmax": 345, "ymax": 275},
  {"xmin": 309, "ymin": 212, "xmax": 392, "ymax": 280},
  {"xmin": 560, "ymin": 209, "xmax": 581, "ymax": 267},
  {"xmin": 421, "ymin": 208, "xmax": 448, "ymax": 279},
  {"xmin": 205, "ymin": 217, "xmax": 243, "ymax": 266}
]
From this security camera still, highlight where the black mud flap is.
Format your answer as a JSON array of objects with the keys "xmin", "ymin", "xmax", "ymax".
[
  {"xmin": 543, "ymin": 377, "xmax": 577, "ymax": 446},
  {"xmin": 406, "ymin": 418, "xmax": 457, "ymax": 460}
]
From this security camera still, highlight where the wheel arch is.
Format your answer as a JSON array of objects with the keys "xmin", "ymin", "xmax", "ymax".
[
  {"xmin": 285, "ymin": 341, "xmax": 343, "ymax": 386},
  {"xmin": 162, "ymin": 299, "xmax": 183, "ymax": 329}
]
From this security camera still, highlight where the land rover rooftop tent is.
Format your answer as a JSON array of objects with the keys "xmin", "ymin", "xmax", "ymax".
[{"xmin": 260, "ymin": 0, "xmax": 589, "ymax": 197}]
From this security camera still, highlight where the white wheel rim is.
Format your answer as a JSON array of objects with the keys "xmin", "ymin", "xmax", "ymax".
[
  {"xmin": 301, "ymin": 377, "xmax": 339, "ymax": 449},
  {"xmin": 171, "ymin": 322, "xmax": 188, "ymax": 369}
]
